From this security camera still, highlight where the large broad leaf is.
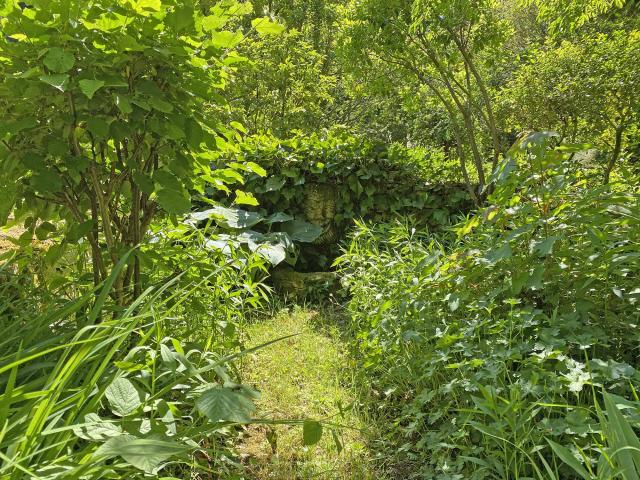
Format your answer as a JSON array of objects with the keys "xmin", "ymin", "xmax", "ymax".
[
  {"xmin": 303, "ymin": 420, "xmax": 323, "ymax": 446},
  {"xmin": 79, "ymin": 79, "xmax": 105, "ymax": 99},
  {"xmin": 251, "ymin": 17, "xmax": 286, "ymax": 35},
  {"xmin": 208, "ymin": 30, "xmax": 244, "ymax": 48},
  {"xmin": 73, "ymin": 413, "xmax": 122, "ymax": 441},
  {"xmin": 195, "ymin": 386, "xmax": 256, "ymax": 423},
  {"xmin": 190, "ymin": 206, "xmax": 263, "ymax": 229},
  {"xmin": 156, "ymin": 189, "xmax": 191, "ymax": 215},
  {"xmin": 105, "ymin": 378, "xmax": 142, "ymax": 417},
  {"xmin": 281, "ymin": 219, "xmax": 323, "ymax": 243},
  {"xmin": 39, "ymin": 74, "xmax": 69, "ymax": 92},
  {"xmin": 94, "ymin": 434, "xmax": 189, "ymax": 473},
  {"xmin": 265, "ymin": 212, "xmax": 294, "ymax": 224},
  {"xmin": 43, "ymin": 47, "xmax": 75, "ymax": 73}
]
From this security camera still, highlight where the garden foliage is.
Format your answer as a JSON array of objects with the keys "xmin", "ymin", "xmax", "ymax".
[
  {"xmin": 337, "ymin": 132, "xmax": 640, "ymax": 478},
  {"xmin": 214, "ymin": 132, "xmax": 472, "ymax": 269}
]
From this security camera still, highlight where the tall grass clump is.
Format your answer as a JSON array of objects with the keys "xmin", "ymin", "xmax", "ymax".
[
  {"xmin": 0, "ymin": 241, "xmax": 270, "ymax": 478},
  {"xmin": 336, "ymin": 132, "xmax": 640, "ymax": 479}
]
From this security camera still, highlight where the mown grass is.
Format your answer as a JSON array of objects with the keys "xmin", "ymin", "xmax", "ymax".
[{"xmin": 237, "ymin": 307, "xmax": 385, "ymax": 479}]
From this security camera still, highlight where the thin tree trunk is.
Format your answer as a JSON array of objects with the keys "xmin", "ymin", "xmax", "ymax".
[{"xmin": 604, "ymin": 124, "xmax": 624, "ymax": 184}]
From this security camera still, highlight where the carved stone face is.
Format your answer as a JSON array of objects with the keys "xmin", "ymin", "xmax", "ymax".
[
  {"xmin": 303, "ymin": 183, "xmax": 336, "ymax": 226},
  {"xmin": 303, "ymin": 183, "xmax": 337, "ymax": 245}
]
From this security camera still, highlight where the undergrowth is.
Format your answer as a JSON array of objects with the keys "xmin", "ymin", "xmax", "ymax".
[{"xmin": 336, "ymin": 133, "xmax": 640, "ymax": 479}]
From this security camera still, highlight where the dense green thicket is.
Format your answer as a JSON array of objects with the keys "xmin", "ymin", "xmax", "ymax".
[
  {"xmin": 212, "ymin": 132, "xmax": 471, "ymax": 270},
  {"xmin": 337, "ymin": 134, "xmax": 640, "ymax": 478}
]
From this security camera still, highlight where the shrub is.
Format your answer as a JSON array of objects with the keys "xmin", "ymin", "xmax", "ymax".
[
  {"xmin": 336, "ymin": 132, "xmax": 640, "ymax": 478},
  {"xmin": 212, "ymin": 131, "xmax": 472, "ymax": 270}
]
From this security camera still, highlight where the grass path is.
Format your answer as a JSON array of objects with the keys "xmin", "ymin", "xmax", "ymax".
[{"xmin": 237, "ymin": 307, "xmax": 383, "ymax": 479}]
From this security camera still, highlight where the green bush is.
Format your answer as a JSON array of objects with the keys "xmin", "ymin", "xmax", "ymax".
[
  {"xmin": 212, "ymin": 131, "xmax": 472, "ymax": 270},
  {"xmin": 336, "ymin": 133, "xmax": 640, "ymax": 478}
]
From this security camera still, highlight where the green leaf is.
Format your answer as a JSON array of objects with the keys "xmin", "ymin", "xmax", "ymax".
[
  {"xmin": 94, "ymin": 434, "xmax": 188, "ymax": 473},
  {"xmin": 156, "ymin": 189, "xmax": 192, "ymax": 215},
  {"xmin": 43, "ymin": 48, "xmax": 75, "ymax": 73},
  {"xmin": 79, "ymin": 79, "xmax": 105, "ymax": 99},
  {"xmin": 86, "ymin": 118, "xmax": 110, "ymax": 138},
  {"xmin": 546, "ymin": 439, "xmax": 590, "ymax": 479},
  {"xmin": 73, "ymin": 413, "xmax": 122, "ymax": 441},
  {"xmin": 105, "ymin": 377, "xmax": 142, "ymax": 417},
  {"xmin": 265, "ymin": 212, "xmax": 294, "ymax": 224},
  {"xmin": 265, "ymin": 176, "xmax": 286, "ymax": 192},
  {"xmin": 132, "ymin": 0, "xmax": 161, "ymax": 15},
  {"xmin": 189, "ymin": 206, "xmax": 263, "ymax": 229},
  {"xmin": 202, "ymin": 14, "xmax": 226, "ymax": 32},
  {"xmin": 115, "ymin": 94, "xmax": 133, "ymax": 114},
  {"xmin": 281, "ymin": 219, "xmax": 323, "ymax": 243},
  {"xmin": 148, "ymin": 96, "xmax": 174, "ymax": 113},
  {"xmin": 132, "ymin": 172, "xmax": 155, "ymax": 195},
  {"xmin": 246, "ymin": 161, "xmax": 267, "ymax": 177},
  {"xmin": 196, "ymin": 386, "xmax": 256, "ymax": 423},
  {"xmin": 35, "ymin": 221, "xmax": 56, "ymax": 240},
  {"xmin": 530, "ymin": 236, "xmax": 559, "ymax": 257},
  {"xmin": 39, "ymin": 74, "xmax": 69, "ymax": 92},
  {"xmin": 252, "ymin": 17, "xmax": 286, "ymax": 35},
  {"xmin": 234, "ymin": 190, "xmax": 259, "ymax": 206},
  {"xmin": 209, "ymin": 30, "xmax": 244, "ymax": 48},
  {"xmin": 166, "ymin": 5, "xmax": 195, "ymax": 33},
  {"xmin": 303, "ymin": 420, "xmax": 323, "ymax": 446},
  {"xmin": 31, "ymin": 170, "xmax": 62, "ymax": 193}
]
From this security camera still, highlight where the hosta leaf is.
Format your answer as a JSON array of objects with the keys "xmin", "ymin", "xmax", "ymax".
[
  {"xmin": 195, "ymin": 386, "xmax": 255, "ymax": 423},
  {"xmin": 281, "ymin": 219, "xmax": 323, "ymax": 243},
  {"xmin": 105, "ymin": 377, "xmax": 142, "ymax": 417},
  {"xmin": 189, "ymin": 206, "xmax": 263, "ymax": 229}
]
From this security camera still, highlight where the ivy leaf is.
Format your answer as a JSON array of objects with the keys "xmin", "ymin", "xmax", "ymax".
[
  {"xmin": 43, "ymin": 47, "xmax": 75, "ymax": 73},
  {"xmin": 303, "ymin": 420, "xmax": 323, "ymax": 446},
  {"xmin": 265, "ymin": 176, "xmax": 286, "ymax": 192},
  {"xmin": 252, "ymin": 17, "xmax": 286, "ymax": 35},
  {"xmin": 105, "ymin": 378, "xmax": 142, "ymax": 417},
  {"xmin": 79, "ymin": 79, "xmax": 105, "ymax": 99},
  {"xmin": 195, "ymin": 386, "xmax": 256, "ymax": 423},
  {"xmin": 39, "ymin": 74, "xmax": 69, "ymax": 92}
]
